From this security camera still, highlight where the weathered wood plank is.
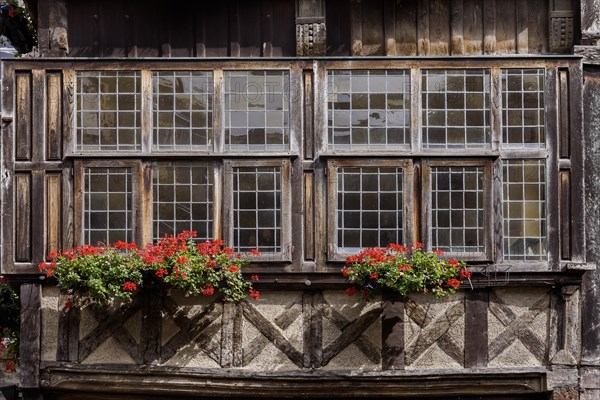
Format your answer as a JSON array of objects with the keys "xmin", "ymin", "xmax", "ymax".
[
  {"xmin": 361, "ymin": 0, "xmax": 385, "ymax": 55},
  {"xmin": 32, "ymin": 171, "xmax": 46, "ymax": 264},
  {"xmin": 429, "ymin": 0, "xmax": 450, "ymax": 55},
  {"xmin": 141, "ymin": 289, "xmax": 162, "ymax": 364},
  {"xmin": 61, "ymin": 68, "xmax": 75, "ymax": 157},
  {"xmin": 350, "ymin": 0, "xmax": 363, "ymax": 55},
  {"xmin": 20, "ymin": 284, "xmax": 41, "ymax": 388},
  {"xmin": 527, "ymin": 0, "xmax": 548, "ymax": 53},
  {"xmin": 516, "ymin": 0, "xmax": 528, "ymax": 54},
  {"xmin": 560, "ymin": 171, "xmax": 571, "ymax": 260},
  {"xmin": 261, "ymin": 0, "xmax": 274, "ymax": 57},
  {"xmin": 303, "ymin": 71, "xmax": 314, "ymax": 160},
  {"xmin": 229, "ymin": 3, "xmax": 241, "ymax": 57},
  {"xmin": 242, "ymin": 301, "xmax": 304, "ymax": 368},
  {"xmin": 46, "ymin": 174, "xmax": 62, "ymax": 256},
  {"xmin": 463, "ymin": 0, "xmax": 483, "ymax": 54},
  {"xmin": 15, "ymin": 72, "xmax": 32, "ymax": 161},
  {"xmin": 46, "ymin": 72, "xmax": 62, "ymax": 160},
  {"xmin": 545, "ymin": 68, "xmax": 559, "ymax": 271},
  {"xmin": 559, "ymin": 70, "xmax": 570, "ymax": 158},
  {"xmin": 483, "ymin": 0, "xmax": 496, "ymax": 53},
  {"xmin": 221, "ymin": 302, "xmax": 236, "ymax": 367},
  {"xmin": 304, "ymin": 173, "xmax": 315, "ymax": 261},
  {"xmin": 395, "ymin": 0, "xmax": 417, "ymax": 56},
  {"xmin": 495, "ymin": 0, "xmax": 516, "ymax": 53},
  {"xmin": 384, "ymin": 0, "xmax": 396, "ymax": 55},
  {"xmin": 464, "ymin": 289, "xmax": 489, "ymax": 367},
  {"xmin": 48, "ymin": 0, "xmax": 68, "ymax": 56},
  {"xmin": 15, "ymin": 173, "xmax": 32, "ymax": 262},
  {"xmin": 382, "ymin": 292, "xmax": 404, "ymax": 370},
  {"xmin": 56, "ymin": 292, "xmax": 80, "ymax": 362},
  {"xmin": 450, "ymin": 0, "xmax": 464, "ymax": 55},
  {"xmin": 418, "ymin": 0, "xmax": 430, "ymax": 55}
]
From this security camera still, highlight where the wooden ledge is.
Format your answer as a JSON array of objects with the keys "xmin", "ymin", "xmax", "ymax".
[{"xmin": 40, "ymin": 364, "xmax": 548, "ymax": 398}]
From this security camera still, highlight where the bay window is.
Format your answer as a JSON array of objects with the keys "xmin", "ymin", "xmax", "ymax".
[{"xmin": 68, "ymin": 59, "xmax": 570, "ymax": 270}]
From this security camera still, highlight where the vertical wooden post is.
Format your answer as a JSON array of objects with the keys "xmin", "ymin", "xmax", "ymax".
[
  {"xmin": 464, "ymin": 289, "xmax": 489, "ymax": 367},
  {"xmin": 382, "ymin": 292, "xmax": 405, "ymax": 370},
  {"xmin": 141, "ymin": 288, "xmax": 162, "ymax": 364},
  {"xmin": 20, "ymin": 284, "xmax": 42, "ymax": 390}
]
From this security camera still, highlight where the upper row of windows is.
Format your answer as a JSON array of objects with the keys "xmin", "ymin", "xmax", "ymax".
[{"xmin": 75, "ymin": 68, "xmax": 545, "ymax": 152}]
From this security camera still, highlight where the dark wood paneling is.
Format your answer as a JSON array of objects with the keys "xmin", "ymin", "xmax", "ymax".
[
  {"xmin": 559, "ymin": 69, "xmax": 571, "ymax": 158},
  {"xmin": 15, "ymin": 173, "xmax": 32, "ymax": 262},
  {"xmin": 495, "ymin": 0, "xmax": 516, "ymax": 53},
  {"xmin": 429, "ymin": 0, "xmax": 451, "ymax": 55},
  {"xmin": 560, "ymin": 171, "xmax": 571, "ymax": 260},
  {"xmin": 46, "ymin": 174, "xmax": 62, "ymax": 256},
  {"xmin": 361, "ymin": 0, "xmax": 385, "ymax": 56},
  {"xmin": 463, "ymin": 0, "xmax": 483, "ymax": 54},
  {"xmin": 326, "ymin": 0, "xmax": 351, "ymax": 55},
  {"xmin": 46, "ymin": 72, "xmax": 62, "ymax": 161},
  {"xmin": 527, "ymin": 0, "xmax": 548, "ymax": 53},
  {"xmin": 15, "ymin": 72, "xmax": 32, "ymax": 162},
  {"xmin": 395, "ymin": 0, "xmax": 418, "ymax": 55},
  {"xmin": 19, "ymin": 284, "xmax": 41, "ymax": 389},
  {"xmin": 464, "ymin": 289, "xmax": 489, "ymax": 367},
  {"xmin": 57, "ymin": 292, "xmax": 81, "ymax": 362}
]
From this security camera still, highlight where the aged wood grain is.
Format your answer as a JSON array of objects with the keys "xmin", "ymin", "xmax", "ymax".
[
  {"xmin": 495, "ymin": 0, "xmax": 516, "ymax": 53},
  {"xmin": 395, "ymin": 0, "xmax": 417, "ymax": 55},
  {"xmin": 15, "ymin": 72, "xmax": 32, "ymax": 161},
  {"xmin": 361, "ymin": 0, "xmax": 385, "ymax": 55},
  {"xmin": 545, "ymin": 69, "xmax": 560, "ymax": 271},
  {"xmin": 464, "ymin": 289, "xmax": 489, "ymax": 367},
  {"xmin": 384, "ymin": 0, "xmax": 396, "ymax": 55},
  {"xmin": 242, "ymin": 301, "xmax": 304, "ymax": 368},
  {"xmin": 560, "ymin": 171, "xmax": 571, "ymax": 260},
  {"xmin": 429, "ymin": 0, "xmax": 450, "ymax": 55},
  {"xmin": 350, "ymin": 0, "xmax": 363, "ymax": 55},
  {"xmin": 141, "ymin": 289, "xmax": 162, "ymax": 364},
  {"xmin": 527, "ymin": 0, "xmax": 548, "ymax": 53},
  {"xmin": 483, "ymin": 0, "xmax": 496, "ymax": 53},
  {"xmin": 304, "ymin": 173, "xmax": 315, "ymax": 261},
  {"xmin": 46, "ymin": 73, "xmax": 62, "ymax": 160},
  {"xmin": 450, "ymin": 0, "xmax": 464, "ymax": 55},
  {"xmin": 46, "ymin": 174, "xmax": 62, "ymax": 256},
  {"xmin": 382, "ymin": 292, "xmax": 404, "ymax": 370},
  {"xmin": 15, "ymin": 173, "xmax": 32, "ymax": 262},
  {"xmin": 20, "ymin": 284, "xmax": 41, "ymax": 388},
  {"xmin": 516, "ymin": 0, "xmax": 528, "ymax": 53},
  {"xmin": 463, "ymin": 0, "xmax": 483, "ymax": 54},
  {"xmin": 418, "ymin": 0, "xmax": 430, "ymax": 55},
  {"xmin": 559, "ymin": 69, "xmax": 570, "ymax": 158}
]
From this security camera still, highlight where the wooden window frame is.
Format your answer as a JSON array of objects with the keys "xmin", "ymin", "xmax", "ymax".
[
  {"xmin": 421, "ymin": 158, "xmax": 494, "ymax": 262},
  {"xmin": 326, "ymin": 158, "xmax": 414, "ymax": 261},
  {"xmin": 223, "ymin": 158, "xmax": 293, "ymax": 263}
]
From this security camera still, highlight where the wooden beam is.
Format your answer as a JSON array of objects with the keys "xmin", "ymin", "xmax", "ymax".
[
  {"xmin": 464, "ymin": 289, "xmax": 489, "ymax": 367},
  {"xmin": 382, "ymin": 292, "xmax": 404, "ymax": 370},
  {"xmin": 450, "ymin": 0, "xmax": 464, "ymax": 55},
  {"xmin": 20, "ymin": 283, "xmax": 42, "ymax": 389},
  {"xmin": 350, "ymin": 0, "xmax": 363, "ymax": 56}
]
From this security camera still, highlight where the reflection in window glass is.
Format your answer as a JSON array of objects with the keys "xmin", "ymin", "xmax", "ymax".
[
  {"xmin": 501, "ymin": 69, "xmax": 545, "ymax": 149},
  {"xmin": 503, "ymin": 160, "xmax": 547, "ymax": 260},
  {"xmin": 83, "ymin": 168, "xmax": 133, "ymax": 244},
  {"xmin": 431, "ymin": 167, "xmax": 484, "ymax": 253},
  {"xmin": 152, "ymin": 71, "xmax": 214, "ymax": 151},
  {"xmin": 224, "ymin": 71, "xmax": 290, "ymax": 152},
  {"xmin": 76, "ymin": 71, "xmax": 141, "ymax": 151},
  {"xmin": 327, "ymin": 70, "xmax": 411, "ymax": 150},
  {"xmin": 337, "ymin": 167, "xmax": 404, "ymax": 251},
  {"xmin": 153, "ymin": 163, "xmax": 214, "ymax": 241},
  {"xmin": 422, "ymin": 69, "xmax": 491, "ymax": 149},
  {"xmin": 233, "ymin": 167, "xmax": 281, "ymax": 253}
]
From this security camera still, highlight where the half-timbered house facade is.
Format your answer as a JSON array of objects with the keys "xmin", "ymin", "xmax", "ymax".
[{"xmin": 1, "ymin": 0, "xmax": 599, "ymax": 399}]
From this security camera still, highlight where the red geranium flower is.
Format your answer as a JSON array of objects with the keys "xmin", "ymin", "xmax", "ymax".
[
  {"xmin": 249, "ymin": 288, "xmax": 260, "ymax": 300},
  {"xmin": 446, "ymin": 278, "xmax": 460, "ymax": 289},
  {"xmin": 251, "ymin": 274, "xmax": 260, "ymax": 281},
  {"xmin": 122, "ymin": 281, "xmax": 137, "ymax": 292},
  {"xmin": 345, "ymin": 286, "xmax": 357, "ymax": 297},
  {"xmin": 229, "ymin": 265, "xmax": 239, "ymax": 273},
  {"xmin": 250, "ymin": 249, "xmax": 261, "ymax": 256},
  {"xmin": 459, "ymin": 268, "xmax": 472, "ymax": 279}
]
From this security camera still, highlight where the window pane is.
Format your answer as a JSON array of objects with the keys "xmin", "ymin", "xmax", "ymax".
[
  {"xmin": 327, "ymin": 70, "xmax": 411, "ymax": 151},
  {"xmin": 153, "ymin": 163, "xmax": 214, "ymax": 241},
  {"xmin": 337, "ymin": 166, "xmax": 403, "ymax": 252},
  {"xmin": 76, "ymin": 71, "xmax": 142, "ymax": 151},
  {"xmin": 233, "ymin": 167, "xmax": 282, "ymax": 253},
  {"xmin": 501, "ymin": 69, "xmax": 545, "ymax": 149},
  {"xmin": 224, "ymin": 71, "xmax": 290, "ymax": 152},
  {"xmin": 503, "ymin": 160, "xmax": 547, "ymax": 260},
  {"xmin": 431, "ymin": 166, "xmax": 484, "ymax": 253},
  {"xmin": 152, "ymin": 71, "xmax": 214, "ymax": 151},
  {"xmin": 83, "ymin": 168, "xmax": 133, "ymax": 244},
  {"xmin": 422, "ymin": 69, "xmax": 491, "ymax": 149}
]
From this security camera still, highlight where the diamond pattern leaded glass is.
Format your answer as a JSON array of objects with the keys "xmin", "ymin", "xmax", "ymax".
[
  {"xmin": 76, "ymin": 71, "xmax": 141, "ymax": 151},
  {"xmin": 501, "ymin": 69, "xmax": 545, "ymax": 149},
  {"xmin": 224, "ymin": 71, "xmax": 290, "ymax": 151},
  {"xmin": 83, "ymin": 167, "xmax": 133, "ymax": 244},
  {"xmin": 152, "ymin": 71, "xmax": 214, "ymax": 151},
  {"xmin": 233, "ymin": 167, "xmax": 282, "ymax": 253},
  {"xmin": 336, "ymin": 166, "xmax": 404, "ymax": 252},
  {"xmin": 153, "ymin": 163, "xmax": 214, "ymax": 241},
  {"xmin": 431, "ymin": 166, "xmax": 485, "ymax": 253},
  {"xmin": 503, "ymin": 160, "xmax": 547, "ymax": 260},
  {"xmin": 422, "ymin": 69, "xmax": 491, "ymax": 149},
  {"xmin": 327, "ymin": 70, "xmax": 411, "ymax": 150}
]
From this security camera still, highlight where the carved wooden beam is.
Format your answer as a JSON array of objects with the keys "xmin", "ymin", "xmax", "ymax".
[{"xmin": 296, "ymin": 0, "xmax": 326, "ymax": 56}]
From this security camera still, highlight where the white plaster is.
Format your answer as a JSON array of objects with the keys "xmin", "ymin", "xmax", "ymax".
[
  {"xmin": 81, "ymin": 337, "xmax": 135, "ymax": 364},
  {"xmin": 40, "ymin": 286, "xmax": 60, "ymax": 362}
]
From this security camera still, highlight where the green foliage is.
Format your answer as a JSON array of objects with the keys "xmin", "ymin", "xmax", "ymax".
[
  {"xmin": 0, "ymin": 276, "xmax": 19, "ymax": 372},
  {"xmin": 342, "ymin": 243, "xmax": 471, "ymax": 299}
]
